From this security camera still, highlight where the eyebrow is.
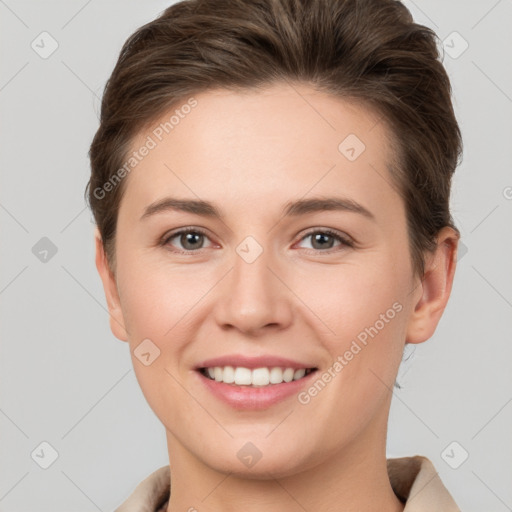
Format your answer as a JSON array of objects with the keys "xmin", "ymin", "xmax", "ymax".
[{"xmin": 140, "ymin": 196, "xmax": 375, "ymax": 221}]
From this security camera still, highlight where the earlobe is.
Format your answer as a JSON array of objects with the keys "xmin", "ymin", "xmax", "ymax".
[
  {"xmin": 405, "ymin": 227, "xmax": 459, "ymax": 344},
  {"xmin": 94, "ymin": 228, "xmax": 129, "ymax": 342}
]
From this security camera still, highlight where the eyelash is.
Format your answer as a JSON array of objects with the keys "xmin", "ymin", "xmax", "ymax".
[{"xmin": 160, "ymin": 227, "xmax": 354, "ymax": 254}]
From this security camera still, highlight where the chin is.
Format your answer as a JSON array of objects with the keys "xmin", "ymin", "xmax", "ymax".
[
  {"xmin": 209, "ymin": 455, "xmax": 307, "ymax": 480},
  {"xmin": 196, "ymin": 436, "xmax": 317, "ymax": 480}
]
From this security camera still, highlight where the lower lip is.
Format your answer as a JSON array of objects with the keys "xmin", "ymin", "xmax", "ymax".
[{"xmin": 195, "ymin": 370, "xmax": 317, "ymax": 410}]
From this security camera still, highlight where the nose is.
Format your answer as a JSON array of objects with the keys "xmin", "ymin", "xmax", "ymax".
[{"xmin": 212, "ymin": 241, "xmax": 293, "ymax": 336}]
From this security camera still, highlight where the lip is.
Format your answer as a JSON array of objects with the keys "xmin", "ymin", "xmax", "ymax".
[
  {"xmin": 195, "ymin": 354, "xmax": 315, "ymax": 371},
  {"xmin": 194, "ymin": 367, "xmax": 318, "ymax": 411}
]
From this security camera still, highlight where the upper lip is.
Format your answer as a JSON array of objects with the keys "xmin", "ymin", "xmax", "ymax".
[{"xmin": 195, "ymin": 355, "xmax": 316, "ymax": 370}]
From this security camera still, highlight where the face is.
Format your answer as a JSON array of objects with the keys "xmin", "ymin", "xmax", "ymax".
[{"xmin": 97, "ymin": 82, "xmax": 446, "ymax": 478}]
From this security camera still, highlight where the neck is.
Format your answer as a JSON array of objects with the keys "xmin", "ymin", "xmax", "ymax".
[{"xmin": 165, "ymin": 402, "xmax": 404, "ymax": 512}]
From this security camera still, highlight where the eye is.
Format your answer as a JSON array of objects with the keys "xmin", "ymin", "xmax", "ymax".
[
  {"xmin": 295, "ymin": 229, "xmax": 353, "ymax": 252},
  {"xmin": 160, "ymin": 227, "xmax": 353, "ymax": 254},
  {"xmin": 161, "ymin": 228, "xmax": 213, "ymax": 252}
]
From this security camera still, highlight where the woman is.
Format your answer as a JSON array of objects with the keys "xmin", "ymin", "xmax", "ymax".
[{"xmin": 87, "ymin": 0, "xmax": 463, "ymax": 510}]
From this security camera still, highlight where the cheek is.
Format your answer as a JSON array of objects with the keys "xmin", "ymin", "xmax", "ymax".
[
  {"xmin": 292, "ymin": 265, "xmax": 408, "ymax": 444},
  {"xmin": 298, "ymin": 253, "xmax": 410, "ymax": 394},
  {"xmin": 115, "ymin": 254, "xmax": 204, "ymax": 340},
  {"xmin": 297, "ymin": 254, "xmax": 409, "ymax": 342},
  {"xmin": 114, "ymin": 257, "xmax": 203, "ymax": 419}
]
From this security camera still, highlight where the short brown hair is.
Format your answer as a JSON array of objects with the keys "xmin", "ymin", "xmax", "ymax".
[{"xmin": 86, "ymin": 0, "xmax": 462, "ymax": 277}]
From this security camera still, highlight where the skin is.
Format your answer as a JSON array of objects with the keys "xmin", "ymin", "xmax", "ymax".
[{"xmin": 95, "ymin": 82, "xmax": 459, "ymax": 511}]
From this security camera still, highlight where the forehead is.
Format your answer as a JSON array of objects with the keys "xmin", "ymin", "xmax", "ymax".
[{"xmin": 119, "ymin": 82, "xmax": 401, "ymax": 221}]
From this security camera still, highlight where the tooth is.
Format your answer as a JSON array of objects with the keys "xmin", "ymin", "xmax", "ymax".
[
  {"xmin": 204, "ymin": 365, "xmax": 311, "ymax": 385},
  {"xmin": 293, "ymin": 368, "xmax": 306, "ymax": 380},
  {"xmin": 283, "ymin": 368, "xmax": 295, "ymax": 382},
  {"xmin": 269, "ymin": 367, "xmax": 284, "ymax": 384},
  {"xmin": 234, "ymin": 367, "xmax": 252, "ymax": 385},
  {"xmin": 223, "ymin": 365, "xmax": 235, "ymax": 384},
  {"xmin": 252, "ymin": 367, "xmax": 270, "ymax": 386}
]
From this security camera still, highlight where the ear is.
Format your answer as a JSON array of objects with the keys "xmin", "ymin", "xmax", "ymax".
[
  {"xmin": 405, "ymin": 226, "xmax": 460, "ymax": 344},
  {"xmin": 94, "ymin": 228, "xmax": 129, "ymax": 342}
]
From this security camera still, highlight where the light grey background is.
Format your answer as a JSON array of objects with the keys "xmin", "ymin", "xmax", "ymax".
[{"xmin": 1, "ymin": 1, "xmax": 511, "ymax": 510}]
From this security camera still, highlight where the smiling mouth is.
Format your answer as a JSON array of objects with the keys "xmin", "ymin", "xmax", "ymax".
[{"xmin": 198, "ymin": 366, "xmax": 318, "ymax": 387}]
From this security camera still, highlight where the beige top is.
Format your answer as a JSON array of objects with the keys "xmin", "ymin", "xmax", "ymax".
[{"xmin": 114, "ymin": 455, "xmax": 461, "ymax": 511}]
